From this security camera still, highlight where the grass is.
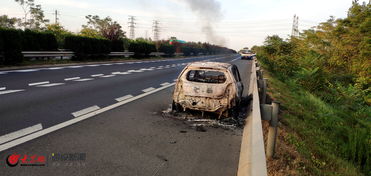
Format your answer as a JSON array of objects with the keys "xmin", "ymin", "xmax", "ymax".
[{"xmin": 263, "ymin": 69, "xmax": 369, "ymax": 176}]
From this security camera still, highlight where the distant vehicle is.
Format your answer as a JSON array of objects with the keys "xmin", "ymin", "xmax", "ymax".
[
  {"xmin": 239, "ymin": 49, "xmax": 255, "ymax": 60},
  {"xmin": 172, "ymin": 62, "xmax": 243, "ymax": 118}
]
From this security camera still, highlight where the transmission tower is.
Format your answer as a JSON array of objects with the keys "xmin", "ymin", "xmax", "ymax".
[
  {"xmin": 128, "ymin": 16, "xmax": 136, "ymax": 39},
  {"xmin": 54, "ymin": 10, "xmax": 60, "ymax": 24},
  {"xmin": 291, "ymin": 14, "xmax": 299, "ymax": 37},
  {"xmin": 152, "ymin": 20, "xmax": 160, "ymax": 41}
]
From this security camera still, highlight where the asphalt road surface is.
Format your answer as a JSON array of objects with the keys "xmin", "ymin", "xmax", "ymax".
[{"xmin": 0, "ymin": 54, "xmax": 252, "ymax": 176}]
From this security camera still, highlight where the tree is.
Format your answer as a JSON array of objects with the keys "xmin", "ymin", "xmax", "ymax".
[
  {"xmin": 45, "ymin": 23, "xmax": 73, "ymax": 47},
  {"xmin": 0, "ymin": 15, "xmax": 20, "ymax": 28},
  {"xmin": 14, "ymin": 0, "xmax": 49, "ymax": 30},
  {"xmin": 82, "ymin": 15, "xmax": 125, "ymax": 40}
]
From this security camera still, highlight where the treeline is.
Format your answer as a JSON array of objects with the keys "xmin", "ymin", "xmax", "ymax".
[
  {"xmin": 252, "ymin": 1, "xmax": 370, "ymax": 174},
  {"xmin": 0, "ymin": 27, "xmax": 235, "ymax": 65}
]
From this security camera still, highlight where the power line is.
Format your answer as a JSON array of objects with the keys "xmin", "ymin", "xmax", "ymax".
[{"xmin": 128, "ymin": 16, "xmax": 136, "ymax": 39}]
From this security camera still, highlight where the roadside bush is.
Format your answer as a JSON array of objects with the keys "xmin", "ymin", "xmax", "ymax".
[
  {"xmin": 22, "ymin": 29, "xmax": 58, "ymax": 51},
  {"xmin": 111, "ymin": 40, "xmax": 124, "ymax": 51},
  {"xmin": 158, "ymin": 43, "xmax": 175, "ymax": 56},
  {"xmin": 0, "ymin": 28, "xmax": 23, "ymax": 65},
  {"xmin": 128, "ymin": 40, "xmax": 156, "ymax": 57},
  {"xmin": 64, "ymin": 35, "xmax": 111, "ymax": 60}
]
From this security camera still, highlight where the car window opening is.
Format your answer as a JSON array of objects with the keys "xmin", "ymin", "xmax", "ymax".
[{"xmin": 186, "ymin": 70, "xmax": 226, "ymax": 84}]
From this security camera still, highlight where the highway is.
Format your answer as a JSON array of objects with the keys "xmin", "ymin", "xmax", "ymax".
[{"xmin": 0, "ymin": 54, "xmax": 252, "ymax": 175}]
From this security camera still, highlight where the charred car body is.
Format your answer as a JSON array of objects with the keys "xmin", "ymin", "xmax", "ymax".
[{"xmin": 172, "ymin": 62, "xmax": 243, "ymax": 118}]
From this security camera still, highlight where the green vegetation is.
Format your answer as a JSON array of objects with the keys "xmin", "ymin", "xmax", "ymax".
[
  {"xmin": 64, "ymin": 35, "xmax": 111, "ymax": 60},
  {"xmin": 253, "ymin": 1, "xmax": 370, "ymax": 175}
]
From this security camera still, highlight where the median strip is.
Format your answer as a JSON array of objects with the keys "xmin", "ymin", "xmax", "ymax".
[
  {"xmin": 115, "ymin": 94, "xmax": 134, "ymax": 102},
  {"xmin": 28, "ymin": 81, "xmax": 50, "ymax": 86},
  {"xmin": 0, "ymin": 123, "xmax": 43, "ymax": 145},
  {"xmin": 71, "ymin": 105, "xmax": 100, "ymax": 117}
]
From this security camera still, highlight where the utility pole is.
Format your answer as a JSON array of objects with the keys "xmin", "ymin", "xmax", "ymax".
[
  {"xmin": 152, "ymin": 20, "xmax": 160, "ymax": 41},
  {"xmin": 128, "ymin": 16, "xmax": 136, "ymax": 39},
  {"xmin": 54, "ymin": 10, "xmax": 60, "ymax": 24},
  {"xmin": 291, "ymin": 14, "xmax": 299, "ymax": 37}
]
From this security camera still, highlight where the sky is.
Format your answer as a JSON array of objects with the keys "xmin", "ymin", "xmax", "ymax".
[{"xmin": 0, "ymin": 0, "xmax": 360, "ymax": 50}]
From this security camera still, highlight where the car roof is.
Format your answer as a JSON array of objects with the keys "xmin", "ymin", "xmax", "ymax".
[{"xmin": 186, "ymin": 61, "xmax": 232, "ymax": 70}]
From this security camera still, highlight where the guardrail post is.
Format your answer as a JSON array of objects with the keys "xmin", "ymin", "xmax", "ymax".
[{"xmin": 266, "ymin": 101, "xmax": 279, "ymax": 159}]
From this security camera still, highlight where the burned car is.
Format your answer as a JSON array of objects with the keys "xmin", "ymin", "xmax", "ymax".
[{"xmin": 172, "ymin": 62, "xmax": 243, "ymax": 118}]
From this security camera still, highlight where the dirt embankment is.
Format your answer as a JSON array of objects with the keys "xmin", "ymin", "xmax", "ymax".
[{"xmin": 262, "ymin": 120, "xmax": 311, "ymax": 176}]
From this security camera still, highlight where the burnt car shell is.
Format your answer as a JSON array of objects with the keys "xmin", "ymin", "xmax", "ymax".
[{"xmin": 172, "ymin": 62, "xmax": 243, "ymax": 117}]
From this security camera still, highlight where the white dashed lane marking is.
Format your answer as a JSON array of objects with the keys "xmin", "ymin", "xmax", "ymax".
[
  {"xmin": 100, "ymin": 75, "xmax": 115, "ymax": 78},
  {"xmin": 0, "ymin": 87, "xmax": 5, "ymax": 91},
  {"xmin": 71, "ymin": 105, "xmax": 100, "ymax": 117},
  {"xmin": 64, "ymin": 77, "xmax": 80, "ymax": 81},
  {"xmin": 0, "ymin": 82, "xmax": 176, "ymax": 152},
  {"xmin": 28, "ymin": 81, "xmax": 50, "ymax": 86},
  {"xmin": 142, "ymin": 87, "xmax": 155, "ymax": 92},
  {"xmin": 91, "ymin": 74, "xmax": 104, "ymax": 77},
  {"xmin": 36, "ymin": 83, "xmax": 65, "ymax": 87},
  {"xmin": 0, "ymin": 123, "xmax": 43, "ymax": 144},
  {"xmin": 115, "ymin": 94, "xmax": 134, "ymax": 102},
  {"xmin": 74, "ymin": 78, "xmax": 94, "ymax": 82},
  {"xmin": 160, "ymin": 82, "xmax": 170, "ymax": 86},
  {"xmin": 86, "ymin": 64, "xmax": 99, "ymax": 67},
  {"xmin": 0, "ymin": 89, "xmax": 25, "ymax": 95}
]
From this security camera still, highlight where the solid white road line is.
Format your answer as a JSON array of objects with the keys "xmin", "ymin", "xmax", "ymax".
[
  {"xmin": 28, "ymin": 81, "xmax": 50, "ymax": 86},
  {"xmin": 0, "ymin": 89, "xmax": 25, "ymax": 95},
  {"xmin": 37, "ymin": 83, "xmax": 65, "ymax": 87},
  {"xmin": 115, "ymin": 94, "xmax": 134, "ymax": 102},
  {"xmin": 64, "ymin": 77, "xmax": 80, "ymax": 81},
  {"xmin": 71, "ymin": 105, "xmax": 100, "ymax": 117},
  {"xmin": 142, "ymin": 87, "xmax": 155, "ymax": 92},
  {"xmin": 0, "ymin": 87, "xmax": 5, "ymax": 91},
  {"xmin": 47, "ymin": 67, "xmax": 64, "ymax": 70},
  {"xmin": 13, "ymin": 69, "xmax": 39, "ymax": 72},
  {"xmin": 74, "ymin": 78, "xmax": 94, "ymax": 82},
  {"xmin": 91, "ymin": 74, "xmax": 104, "ymax": 77},
  {"xmin": 160, "ymin": 82, "xmax": 170, "ymax": 86},
  {"xmin": 112, "ymin": 72, "xmax": 121, "ymax": 75},
  {"xmin": 101, "ymin": 75, "xmax": 115, "ymax": 78},
  {"xmin": 67, "ymin": 65, "xmax": 83, "ymax": 68},
  {"xmin": 0, "ymin": 124, "xmax": 43, "ymax": 144}
]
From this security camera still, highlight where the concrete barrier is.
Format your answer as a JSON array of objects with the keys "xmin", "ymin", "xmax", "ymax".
[{"xmin": 237, "ymin": 59, "xmax": 268, "ymax": 176}]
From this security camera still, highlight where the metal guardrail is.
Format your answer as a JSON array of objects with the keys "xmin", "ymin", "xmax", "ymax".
[
  {"xmin": 22, "ymin": 51, "xmax": 74, "ymax": 59},
  {"xmin": 237, "ymin": 58, "xmax": 268, "ymax": 176},
  {"xmin": 108, "ymin": 51, "xmax": 134, "ymax": 57}
]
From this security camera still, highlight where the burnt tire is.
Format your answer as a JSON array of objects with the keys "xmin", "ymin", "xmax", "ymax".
[{"xmin": 172, "ymin": 101, "xmax": 182, "ymax": 113}]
